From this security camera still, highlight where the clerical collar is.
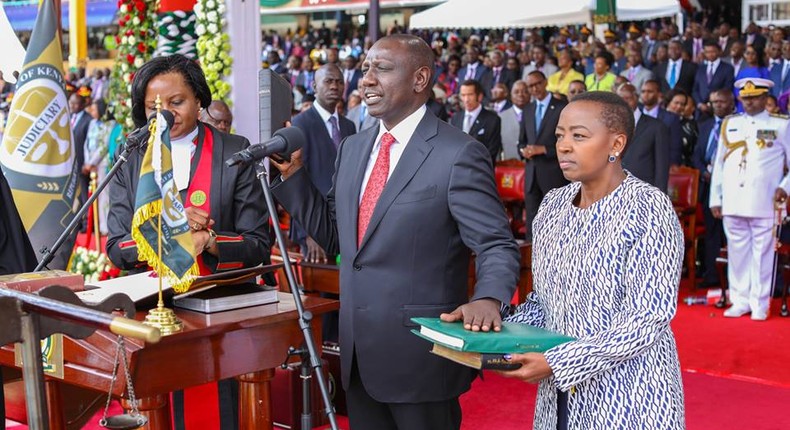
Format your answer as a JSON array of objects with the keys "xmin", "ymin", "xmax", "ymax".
[{"xmin": 173, "ymin": 126, "xmax": 199, "ymax": 146}]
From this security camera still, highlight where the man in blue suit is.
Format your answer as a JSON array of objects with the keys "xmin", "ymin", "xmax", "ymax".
[
  {"xmin": 692, "ymin": 89, "xmax": 734, "ymax": 288},
  {"xmin": 458, "ymin": 46, "xmax": 489, "ymax": 83},
  {"xmin": 693, "ymin": 40, "xmax": 734, "ymax": 119},
  {"xmin": 770, "ymin": 41, "xmax": 790, "ymax": 97}
]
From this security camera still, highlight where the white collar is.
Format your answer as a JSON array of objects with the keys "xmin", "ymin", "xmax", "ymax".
[
  {"xmin": 643, "ymin": 105, "xmax": 660, "ymax": 117},
  {"xmin": 374, "ymin": 105, "xmax": 427, "ymax": 149},
  {"xmin": 535, "ymin": 92, "xmax": 552, "ymax": 105},
  {"xmin": 669, "ymin": 58, "xmax": 683, "ymax": 67},
  {"xmin": 633, "ymin": 107, "xmax": 642, "ymax": 124},
  {"xmin": 172, "ymin": 125, "xmax": 199, "ymax": 145},
  {"xmin": 465, "ymin": 104, "xmax": 483, "ymax": 118},
  {"xmin": 707, "ymin": 58, "xmax": 721, "ymax": 69},
  {"xmin": 313, "ymin": 100, "xmax": 337, "ymax": 124}
]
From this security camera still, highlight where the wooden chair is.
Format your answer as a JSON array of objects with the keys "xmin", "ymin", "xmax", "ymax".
[
  {"xmin": 668, "ymin": 166, "xmax": 702, "ymax": 289},
  {"xmin": 494, "ymin": 159, "xmax": 526, "ymax": 236}
]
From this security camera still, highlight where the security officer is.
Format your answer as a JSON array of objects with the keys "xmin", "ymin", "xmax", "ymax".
[{"xmin": 710, "ymin": 77, "xmax": 790, "ymax": 320}]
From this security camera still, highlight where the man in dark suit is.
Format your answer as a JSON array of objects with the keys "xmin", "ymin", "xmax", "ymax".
[
  {"xmin": 291, "ymin": 63, "xmax": 356, "ymax": 343},
  {"xmin": 682, "ymin": 22, "xmax": 706, "ymax": 63},
  {"xmin": 271, "ymin": 35, "xmax": 519, "ymax": 430},
  {"xmin": 617, "ymin": 84, "xmax": 670, "ymax": 191},
  {"xmin": 458, "ymin": 46, "xmax": 489, "ymax": 83},
  {"xmin": 291, "ymin": 63, "xmax": 356, "ymax": 263},
  {"xmin": 342, "ymin": 55, "xmax": 362, "ymax": 101},
  {"xmin": 742, "ymin": 22, "xmax": 766, "ymax": 51},
  {"xmin": 487, "ymin": 49, "xmax": 517, "ymax": 91},
  {"xmin": 654, "ymin": 40, "xmax": 698, "ymax": 94},
  {"xmin": 450, "ymin": 79, "xmax": 502, "ymax": 163},
  {"xmin": 69, "ymin": 92, "xmax": 91, "ymax": 207},
  {"xmin": 693, "ymin": 40, "xmax": 735, "ymax": 119},
  {"xmin": 519, "ymin": 71, "xmax": 568, "ymax": 240},
  {"xmin": 640, "ymin": 79, "xmax": 683, "ymax": 166},
  {"xmin": 691, "ymin": 89, "xmax": 734, "ymax": 287}
]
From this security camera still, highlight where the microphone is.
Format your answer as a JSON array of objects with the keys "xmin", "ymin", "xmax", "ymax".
[
  {"xmin": 124, "ymin": 110, "xmax": 176, "ymax": 150},
  {"xmin": 225, "ymin": 127, "xmax": 306, "ymax": 167}
]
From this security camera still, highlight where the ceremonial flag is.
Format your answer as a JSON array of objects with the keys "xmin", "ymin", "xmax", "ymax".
[
  {"xmin": 0, "ymin": 0, "xmax": 77, "ymax": 269},
  {"xmin": 594, "ymin": 0, "xmax": 617, "ymax": 25},
  {"xmin": 130, "ymin": 110, "xmax": 198, "ymax": 293}
]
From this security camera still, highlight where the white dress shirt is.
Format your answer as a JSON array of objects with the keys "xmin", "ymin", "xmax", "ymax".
[
  {"xmin": 359, "ymin": 105, "xmax": 427, "ymax": 202},
  {"xmin": 633, "ymin": 107, "xmax": 642, "ymax": 125},
  {"xmin": 463, "ymin": 104, "xmax": 483, "ymax": 133},
  {"xmin": 172, "ymin": 126, "xmax": 199, "ymax": 191},
  {"xmin": 313, "ymin": 100, "xmax": 339, "ymax": 140},
  {"xmin": 665, "ymin": 59, "xmax": 683, "ymax": 83}
]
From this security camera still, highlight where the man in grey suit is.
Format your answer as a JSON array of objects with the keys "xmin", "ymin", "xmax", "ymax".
[
  {"xmin": 521, "ymin": 44, "xmax": 558, "ymax": 81},
  {"xmin": 271, "ymin": 35, "xmax": 519, "ymax": 430},
  {"xmin": 620, "ymin": 50, "xmax": 654, "ymax": 93},
  {"xmin": 499, "ymin": 80, "xmax": 529, "ymax": 160},
  {"xmin": 347, "ymin": 101, "xmax": 378, "ymax": 132}
]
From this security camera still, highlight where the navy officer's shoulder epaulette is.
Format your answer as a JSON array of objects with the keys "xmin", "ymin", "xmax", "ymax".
[{"xmin": 769, "ymin": 112, "xmax": 790, "ymax": 119}]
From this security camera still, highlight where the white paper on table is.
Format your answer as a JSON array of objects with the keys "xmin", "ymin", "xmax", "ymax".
[{"xmin": 77, "ymin": 271, "xmax": 172, "ymax": 305}]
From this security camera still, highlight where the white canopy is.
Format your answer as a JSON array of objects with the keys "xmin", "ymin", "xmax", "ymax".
[
  {"xmin": 409, "ymin": 0, "xmax": 681, "ymax": 29},
  {"xmin": 0, "ymin": 4, "xmax": 26, "ymax": 81}
]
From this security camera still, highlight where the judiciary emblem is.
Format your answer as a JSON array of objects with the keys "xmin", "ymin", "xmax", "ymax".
[{"xmin": 190, "ymin": 190, "xmax": 207, "ymax": 207}]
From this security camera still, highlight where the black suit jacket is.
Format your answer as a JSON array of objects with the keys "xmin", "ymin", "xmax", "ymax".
[
  {"xmin": 692, "ymin": 61, "xmax": 735, "ymax": 104},
  {"xmin": 290, "ymin": 106, "xmax": 356, "ymax": 244},
  {"xmin": 655, "ymin": 60, "xmax": 698, "ymax": 94},
  {"xmin": 518, "ymin": 97, "xmax": 568, "ymax": 193},
  {"xmin": 692, "ymin": 117, "xmax": 718, "ymax": 172},
  {"xmin": 273, "ymin": 110, "xmax": 519, "ymax": 403},
  {"xmin": 742, "ymin": 33, "xmax": 766, "ymax": 51},
  {"xmin": 622, "ymin": 114, "xmax": 670, "ymax": 192},
  {"xmin": 343, "ymin": 69, "xmax": 362, "ymax": 100},
  {"xmin": 450, "ymin": 107, "xmax": 502, "ymax": 163},
  {"xmin": 656, "ymin": 108, "xmax": 684, "ymax": 166},
  {"xmin": 106, "ymin": 123, "xmax": 271, "ymax": 273}
]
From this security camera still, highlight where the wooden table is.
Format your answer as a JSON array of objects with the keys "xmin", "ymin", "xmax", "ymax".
[{"xmin": 0, "ymin": 293, "xmax": 338, "ymax": 430}]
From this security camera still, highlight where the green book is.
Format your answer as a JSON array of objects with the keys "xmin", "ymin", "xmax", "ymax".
[{"xmin": 410, "ymin": 317, "xmax": 574, "ymax": 354}]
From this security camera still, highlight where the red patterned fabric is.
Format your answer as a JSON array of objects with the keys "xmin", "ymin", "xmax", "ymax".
[{"xmin": 357, "ymin": 132, "xmax": 396, "ymax": 246}]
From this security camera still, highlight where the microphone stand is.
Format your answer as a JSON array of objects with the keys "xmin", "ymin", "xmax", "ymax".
[
  {"xmin": 254, "ymin": 161, "xmax": 338, "ymax": 430},
  {"xmin": 35, "ymin": 140, "xmax": 144, "ymax": 272}
]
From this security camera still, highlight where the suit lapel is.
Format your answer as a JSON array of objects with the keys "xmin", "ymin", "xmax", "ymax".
[
  {"xmin": 309, "ymin": 107, "xmax": 334, "ymax": 144},
  {"xmin": 357, "ymin": 113, "xmax": 436, "ymax": 251},
  {"xmin": 469, "ymin": 112, "xmax": 483, "ymax": 136},
  {"xmin": 537, "ymin": 99, "xmax": 556, "ymax": 139},
  {"xmin": 525, "ymin": 103, "xmax": 537, "ymax": 142}
]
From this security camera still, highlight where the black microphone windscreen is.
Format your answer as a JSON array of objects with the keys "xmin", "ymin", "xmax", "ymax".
[
  {"xmin": 160, "ymin": 110, "xmax": 175, "ymax": 129},
  {"xmin": 273, "ymin": 127, "xmax": 306, "ymax": 155}
]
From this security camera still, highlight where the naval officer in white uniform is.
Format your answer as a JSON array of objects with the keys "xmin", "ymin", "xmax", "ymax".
[{"xmin": 710, "ymin": 77, "xmax": 790, "ymax": 320}]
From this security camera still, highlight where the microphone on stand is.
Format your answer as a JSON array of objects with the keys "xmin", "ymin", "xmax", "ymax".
[{"xmin": 224, "ymin": 127, "xmax": 306, "ymax": 167}]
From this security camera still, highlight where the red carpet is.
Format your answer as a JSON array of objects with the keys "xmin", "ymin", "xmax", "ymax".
[{"xmin": 673, "ymin": 294, "xmax": 790, "ymax": 387}]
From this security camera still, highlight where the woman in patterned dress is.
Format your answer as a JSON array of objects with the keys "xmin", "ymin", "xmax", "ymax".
[{"xmin": 501, "ymin": 91, "xmax": 686, "ymax": 429}]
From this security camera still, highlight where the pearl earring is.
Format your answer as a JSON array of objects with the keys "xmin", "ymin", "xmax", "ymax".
[{"xmin": 608, "ymin": 154, "xmax": 617, "ymax": 163}]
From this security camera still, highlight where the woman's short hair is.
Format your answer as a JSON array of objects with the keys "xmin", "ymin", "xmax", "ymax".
[
  {"xmin": 130, "ymin": 54, "xmax": 211, "ymax": 128},
  {"xmin": 571, "ymin": 91, "xmax": 635, "ymax": 144}
]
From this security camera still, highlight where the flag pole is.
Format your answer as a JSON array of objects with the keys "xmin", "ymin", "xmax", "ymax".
[{"xmin": 143, "ymin": 95, "xmax": 184, "ymax": 335}]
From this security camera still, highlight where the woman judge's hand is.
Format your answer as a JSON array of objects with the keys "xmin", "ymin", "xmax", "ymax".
[
  {"xmin": 186, "ymin": 207, "xmax": 214, "ymax": 231},
  {"xmin": 496, "ymin": 352, "xmax": 553, "ymax": 383}
]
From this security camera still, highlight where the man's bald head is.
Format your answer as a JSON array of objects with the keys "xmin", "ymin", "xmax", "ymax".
[
  {"xmin": 200, "ymin": 100, "xmax": 233, "ymax": 133},
  {"xmin": 314, "ymin": 63, "xmax": 344, "ymax": 111}
]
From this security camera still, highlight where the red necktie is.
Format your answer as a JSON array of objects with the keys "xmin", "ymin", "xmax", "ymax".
[{"xmin": 358, "ymin": 132, "xmax": 396, "ymax": 246}]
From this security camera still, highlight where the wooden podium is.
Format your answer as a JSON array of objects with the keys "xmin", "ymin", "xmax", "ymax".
[{"xmin": 0, "ymin": 293, "xmax": 338, "ymax": 430}]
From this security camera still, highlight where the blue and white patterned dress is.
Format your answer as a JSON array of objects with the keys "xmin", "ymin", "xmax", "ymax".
[{"xmin": 506, "ymin": 174, "xmax": 686, "ymax": 430}]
